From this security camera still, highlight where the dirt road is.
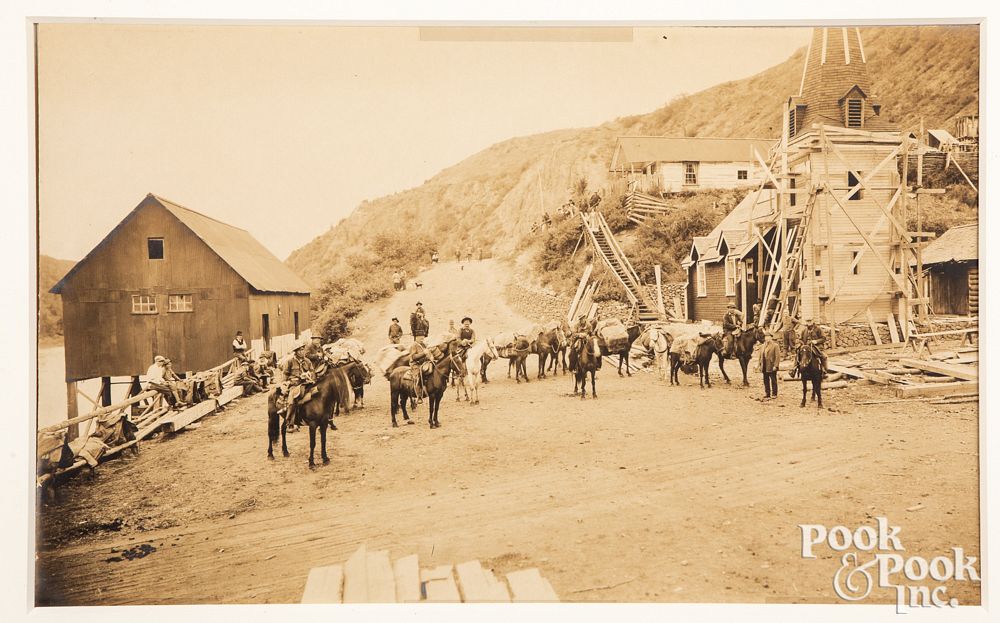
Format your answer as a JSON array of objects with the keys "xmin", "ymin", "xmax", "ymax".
[{"xmin": 36, "ymin": 260, "xmax": 980, "ymax": 605}]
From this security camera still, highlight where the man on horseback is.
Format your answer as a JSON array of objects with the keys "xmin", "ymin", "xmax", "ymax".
[
  {"xmin": 800, "ymin": 318, "xmax": 829, "ymax": 376},
  {"xmin": 281, "ymin": 341, "xmax": 315, "ymax": 430},
  {"xmin": 458, "ymin": 317, "xmax": 476, "ymax": 345},
  {"xmin": 410, "ymin": 302, "xmax": 429, "ymax": 340},
  {"xmin": 722, "ymin": 302, "xmax": 743, "ymax": 358},
  {"xmin": 304, "ymin": 335, "xmax": 327, "ymax": 371},
  {"xmin": 408, "ymin": 334, "xmax": 430, "ymax": 407}
]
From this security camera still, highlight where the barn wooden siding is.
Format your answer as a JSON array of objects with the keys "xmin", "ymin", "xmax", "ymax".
[
  {"xmin": 797, "ymin": 141, "xmax": 900, "ymax": 324},
  {"xmin": 58, "ymin": 201, "xmax": 253, "ymax": 380},
  {"xmin": 658, "ymin": 161, "xmax": 765, "ymax": 193},
  {"xmin": 688, "ymin": 260, "xmax": 735, "ymax": 322},
  {"xmin": 248, "ymin": 293, "xmax": 311, "ymax": 356}
]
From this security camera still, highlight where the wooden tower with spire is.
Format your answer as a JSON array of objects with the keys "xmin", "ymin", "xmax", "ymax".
[{"xmin": 756, "ymin": 26, "xmax": 933, "ymax": 335}]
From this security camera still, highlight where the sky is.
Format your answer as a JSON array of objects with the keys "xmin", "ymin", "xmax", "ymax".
[{"xmin": 37, "ymin": 24, "xmax": 811, "ymax": 261}]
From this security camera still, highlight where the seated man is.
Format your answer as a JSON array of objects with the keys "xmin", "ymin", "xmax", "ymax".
[
  {"xmin": 145, "ymin": 355, "xmax": 183, "ymax": 408},
  {"xmin": 408, "ymin": 335, "xmax": 429, "ymax": 407},
  {"xmin": 162, "ymin": 359, "xmax": 194, "ymax": 406}
]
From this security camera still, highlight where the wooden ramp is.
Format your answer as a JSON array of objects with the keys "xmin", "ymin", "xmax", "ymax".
[{"xmin": 301, "ymin": 544, "xmax": 558, "ymax": 604}]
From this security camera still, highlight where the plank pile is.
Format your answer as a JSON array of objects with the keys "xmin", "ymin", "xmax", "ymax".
[
  {"xmin": 302, "ymin": 543, "xmax": 559, "ymax": 604},
  {"xmin": 624, "ymin": 191, "xmax": 675, "ymax": 225}
]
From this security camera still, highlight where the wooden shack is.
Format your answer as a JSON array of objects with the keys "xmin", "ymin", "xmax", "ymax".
[
  {"xmin": 609, "ymin": 136, "xmax": 775, "ymax": 194},
  {"xmin": 917, "ymin": 223, "xmax": 978, "ymax": 316},
  {"xmin": 51, "ymin": 194, "xmax": 312, "ymax": 385}
]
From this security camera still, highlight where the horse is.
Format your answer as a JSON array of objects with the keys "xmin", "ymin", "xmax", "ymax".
[
  {"xmin": 599, "ymin": 323, "xmax": 643, "ymax": 377},
  {"xmin": 546, "ymin": 321, "xmax": 570, "ymax": 376},
  {"xmin": 726, "ymin": 326, "xmax": 765, "ymax": 387},
  {"xmin": 504, "ymin": 336, "xmax": 531, "ymax": 383},
  {"xmin": 462, "ymin": 339, "xmax": 498, "ymax": 404},
  {"xmin": 479, "ymin": 338, "xmax": 499, "ymax": 384},
  {"xmin": 534, "ymin": 327, "xmax": 562, "ymax": 379},
  {"xmin": 267, "ymin": 365, "xmax": 353, "ymax": 467},
  {"xmin": 669, "ymin": 334, "xmax": 726, "ymax": 388},
  {"xmin": 346, "ymin": 360, "xmax": 372, "ymax": 408},
  {"xmin": 387, "ymin": 349, "xmax": 462, "ymax": 428},
  {"xmin": 796, "ymin": 344, "xmax": 824, "ymax": 408},
  {"xmin": 639, "ymin": 326, "xmax": 673, "ymax": 381},
  {"xmin": 568, "ymin": 334, "xmax": 600, "ymax": 399}
]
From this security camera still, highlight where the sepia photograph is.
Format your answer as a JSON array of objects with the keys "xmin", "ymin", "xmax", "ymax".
[{"xmin": 19, "ymin": 4, "xmax": 994, "ymax": 619}]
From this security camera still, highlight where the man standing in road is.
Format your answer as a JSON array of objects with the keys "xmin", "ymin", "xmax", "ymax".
[
  {"xmin": 388, "ymin": 317, "xmax": 403, "ymax": 344},
  {"xmin": 757, "ymin": 331, "xmax": 781, "ymax": 400},
  {"xmin": 392, "ymin": 270, "xmax": 403, "ymax": 292}
]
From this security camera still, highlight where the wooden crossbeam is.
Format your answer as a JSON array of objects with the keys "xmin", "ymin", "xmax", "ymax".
[{"xmin": 824, "ymin": 182, "xmax": 905, "ymax": 291}]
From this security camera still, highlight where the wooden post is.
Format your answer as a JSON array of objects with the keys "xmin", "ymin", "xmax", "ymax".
[
  {"xmin": 65, "ymin": 381, "xmax": 79, "ymax": 442},
  {"xmin": 653, "ymin": 264, "xmax": 666, "ymax": 317},
  {"xmin": 567, "ymin": 264, "xmax": 593, "ymax": 323},
  {"xmin": 101, "ymin": 377, "xmax": 112, "ymax": 407},
  {"xmin": 916, "ymin": 118, "xmax": 926, "ymax": 321}
]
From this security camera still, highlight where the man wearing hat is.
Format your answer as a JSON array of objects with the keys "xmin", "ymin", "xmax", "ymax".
[
  {"xmin": 800, "ymin": 318, "xmax": 829, "ymax": 375},
  {"xmin": 722, "ymin": 302, "xmax": 744, "ymax": 358},
  {"xmin": 757, "ymin": 330, "xmax": 781, "ymax": 400},
  {"xmin": 458, "ymin": 317, "xmax": 476, "ymax": 345},
  {"xmin": 410, "ymin": 302, "xmax": 429, "ymax": 339},
  {"xmin": 388, "ymin": 317, "xmax": 403, "ymax": 344},
  {"xmin": 280, "ymin": 341, "xmax": 315, "ymax": 429},
  {"xmin": 303, "ymin": 335, "xmax": 327, "ymax": 370},
  {"xmin": 145, "ymin": 355, "xmax": 184, "ymax": 407},
  {"xmin": 781, "ymin": 312, "xmax": 799, "ymax": 356}
]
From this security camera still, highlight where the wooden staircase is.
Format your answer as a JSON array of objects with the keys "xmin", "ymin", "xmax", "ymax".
[
  {"xmin": 582, "ymin": 211, "xmax": 664, "ymax": 324},
  {"xmin": 766, "ymin": 193, "xmax": 817, "ymax": 331}
]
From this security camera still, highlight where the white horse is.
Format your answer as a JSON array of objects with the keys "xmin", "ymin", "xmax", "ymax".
[
  {"xmin": 639, "ymin": 326, "xmax": 673, "ymax": 381},
  {"xmin": 461, "ymin": 339, "xmax": 500, "ymax": 405}
]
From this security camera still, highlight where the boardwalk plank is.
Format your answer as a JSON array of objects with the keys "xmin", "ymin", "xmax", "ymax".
[
  {"xmin": 393, "ymin": 554, "xmax": 421, "ymax": 603},
  {"xmin": 365, "ymin": 550, "xmax": 396, "ymax": 603},
  {"xmin": 300, "ymin": 564, "xmax": 343, "ymax": 604},
  {"xmin": 506, "ymin": 568, "xmax": 559, "ymax": 602},
  {"xmin": 342, "ymin": 544, "xmax": 368, "ymax": 603}
]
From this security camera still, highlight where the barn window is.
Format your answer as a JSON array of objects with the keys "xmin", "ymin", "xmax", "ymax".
[
  {"xmin": 696, "ymin": 262, "xmax": 707, "ymax": 297},
  {"xmin": 147, "ymin": 237, "xmax": 164, "ymax": 260},
  {"xmin": 684, "ymin": 162, "xmax": 698, "ymax": 186},
  {"xmin": 851, "ymin": 251, "xmax": 860, "ymax": 275},
  {"xmin": 131, "ymin": 294, "xmax": 157, "ymax": 314},
  {"xmin": 737, "ymin": 169, "xmax": 748, "ymax": 180},
  {"xmin": 725, "ymin": 257, "xmax": 737, "ymax": 296},
  {"xmin": 847, "ymin": 171, "xmax": 863, "ymax": 200},
  {"xmin": 846, "ymin": 98, "xmax": 864, "ymax": 128},
  {"xmin": 168, "ymin": 294, "xmax": 194, "ymax": 312}
]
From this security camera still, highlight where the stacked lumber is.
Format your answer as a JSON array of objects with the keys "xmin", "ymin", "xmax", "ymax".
[
  {"xmin": 624, "ymin": 190, "xmax": 675, "ymax": 225},
  {"xmin": 301, "ymin": 544, "xmax": 559, "ymax": 603},
  {"xmin": 814, "ymin": 349, "xmax": 979, "ymax": 401}
]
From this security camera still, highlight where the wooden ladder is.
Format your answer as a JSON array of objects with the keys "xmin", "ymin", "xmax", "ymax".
[{"xmin": 768, "ymin": 192, "xmax": 817, "ymax": 331}]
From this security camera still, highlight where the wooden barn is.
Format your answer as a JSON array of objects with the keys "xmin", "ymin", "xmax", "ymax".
[
  {"xmin": 917, "ymin": 224, "xmax": 978, "ymax": 316},
  {"xmin": 51, "ymin": 194, "xmax": 312, "ymax": 385},
  {"xmin": 609, "ymin": 136, "xmax": 775, "ymax": 194}
]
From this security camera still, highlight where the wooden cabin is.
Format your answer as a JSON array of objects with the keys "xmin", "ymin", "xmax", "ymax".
[
  {"xmin": 917, "ymin": 224, "xmax": 978, "ymax": 316},
  {"xmin": 51, "ymin": 194, "xmax": 312, "ymax": 382},
  {"xmin": 609, "ymin": 136, "xmax": 775, "ymax": 194}
]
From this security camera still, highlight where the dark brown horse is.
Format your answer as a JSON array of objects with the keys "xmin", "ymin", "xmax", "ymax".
[
  {"xmin": 267, "ymin": 362, "xmax": 360, "ymax": 466},
  {"xmin": 505, "ymin": 336, "xmax": 531, "ymax": 383},
  {"xmin": 796, "ymin": 344, "xmax": 824, "ymax": 408},
  {"xmin": 725, "ymin": 326, "xmax": 765, "ymax": 387},
  {"xmin": 568, "ymin": 334, "xmax": 600, "ymax": 399},
  {"xmin": 546, "ymin": 321, "xmax": 570, "ymax": 376},
  {"xmin": 669, "ymin": 334, "xmax": 726, "ymax": 388},
  {"xmin": 388, "ymin": 351, "xmax": 462, "ymax": 428},
  {"xmin": 599, "ymin": 323, "xmax": 643, "ymax": 377},
  {"xmin": 346, "ymin": 359, "xmax": 372, "ymax": 408},
  {"xmin": 535, "ymin": 327, "xmax": 562, "ymax": 379}
]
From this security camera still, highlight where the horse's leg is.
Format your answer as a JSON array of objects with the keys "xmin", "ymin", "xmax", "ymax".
[
  {"xmin": 281, "ymin": 411, "xmax": 290, "ymax": 457},
  {"xmin": 267, "ymin": 410, "xmax": 277, "ymax": 459},
  {"xmin": 741, "ymin": 357, "xmax": 750, "ymax": 387},
  {"xmin": 800, "ymin": 378, "xmax": 807, "ymax": 407},
  {"xmin": 591, "ymin": 368, "xmax": 597, "ymax": 398},
  {"xmin": 718, "ymin": 354, "xmax": 729, "ymax": 384},
  {"xmin": 508, "ymin": 358, "xmax": 513, "ymax": 379},
  {"xmin": 390, "ymin": 388, "xmax": 399, "ymax": 427},
  {"xmin": 320, "ymin": 420, "xmax": 330, "ymax": 464},
  {"xmin": 400, "ymin": 392, "xmax": 412, "ymax": 423},
  {"xmin": 537, "ymin": 352, "xmax": 544, "ymax": 379},
  {"xmin": 815, "ymin": 379, "xmax": 823, "ymax": 408},
  {"xmin": 308, "ymin": 423, "xmax": 316, "ymax": 467},
  {"xmin": 481, "ymin": 356, "xmax": 490, "ymax": 384}
]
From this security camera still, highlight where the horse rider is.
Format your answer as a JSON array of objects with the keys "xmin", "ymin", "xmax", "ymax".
[
  {"xmin": 458, "ymin": 316, "xmax": 476, "ymax": 345},
  {"xmin": 722, "ymin": 302, "xmax": 744, "ymax": 358},
  {"xmin": 800, "ymin": 318, "xmax": 829, "ymax": 376},
  {"xmin": 281, "ymin": 341, "xmax": 315, "ymax": 430},
  {"xmin": 388, "ymin": 317, "xmax": 403, "ymax": 344},
  {"xmin": 303, "ymin": 335, "xmax": 328, "ymax": 372},
  {"xmin": 408, "ymin": 334, "xmax": 429, "ymax": 406},
  {"xmin": 411, "ymin": 302, "xmax": 429, "ymax": 339}
]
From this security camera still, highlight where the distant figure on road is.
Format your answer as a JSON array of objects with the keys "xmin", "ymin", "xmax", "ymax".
[
  {"xmin": 388, "ymin": 317, "xmax": 403, "ymax": 344},
  {"xmin": 232, "ymin": 331, "xmax": 248, "ymax": 355},
  {"xmin": 392, "ymin": 270, "xmax": 403, "ymax": 292}
]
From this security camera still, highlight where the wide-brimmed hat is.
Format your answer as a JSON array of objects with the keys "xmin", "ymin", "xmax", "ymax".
[
  {"xmin": 391, "ymin": 317, "xmax": 399, "ymax": 322},
  {"xmin": 805, "ymin": 318, "xmax": 815, "ymax": 325},
  {"xmin": 293, "ymin": 341, "xmax": 307, "ymax": 351},
  {"xmin": 461, "ymin": 316, "xmax": 473, "ymax": 324},
  {"xmin": 416, "ymin": 301, "xmax": 423, "ymax": 306}
]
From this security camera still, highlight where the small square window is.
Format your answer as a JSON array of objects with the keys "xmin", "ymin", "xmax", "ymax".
[
  {"xmin": 131, "ymin": 294, "xmax": 157, "ymax": 314},
  {"xmin": 168, "ymin": 294, "xmax": 193, "ymax": 312},
  {"xmin": 148, "ymin": 238, "xmax": 164, "ymax": 259},
  {"xmin": 737, "ymin": 170, "xmax": 748, "ymax": 180}
]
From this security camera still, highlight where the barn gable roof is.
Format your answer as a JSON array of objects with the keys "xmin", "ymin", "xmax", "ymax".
[
  {"xmin": 51, "ymin": 194, "xmax": 311, "ymax": 295},
  {"xmin": 610, "ymin": 136, "xmax": 776, "ymax": 170},
  {"xmin": 916, "ymin": 223, "xmax": 978, "ymax": 266}
]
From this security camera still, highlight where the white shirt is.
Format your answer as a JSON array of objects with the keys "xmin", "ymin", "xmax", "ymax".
[
  {"xmin": 232, "ymin": 338, "xmax": 247, "ymax": 352},
  {"xmin": 145, "ymin": 362, "xmax": 165, "ymax": 386}
]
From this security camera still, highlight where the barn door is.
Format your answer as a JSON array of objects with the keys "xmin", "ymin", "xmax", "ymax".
[{"xmin": 262, "ymin": 314, "xmax": 271, "ymax": 351}]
